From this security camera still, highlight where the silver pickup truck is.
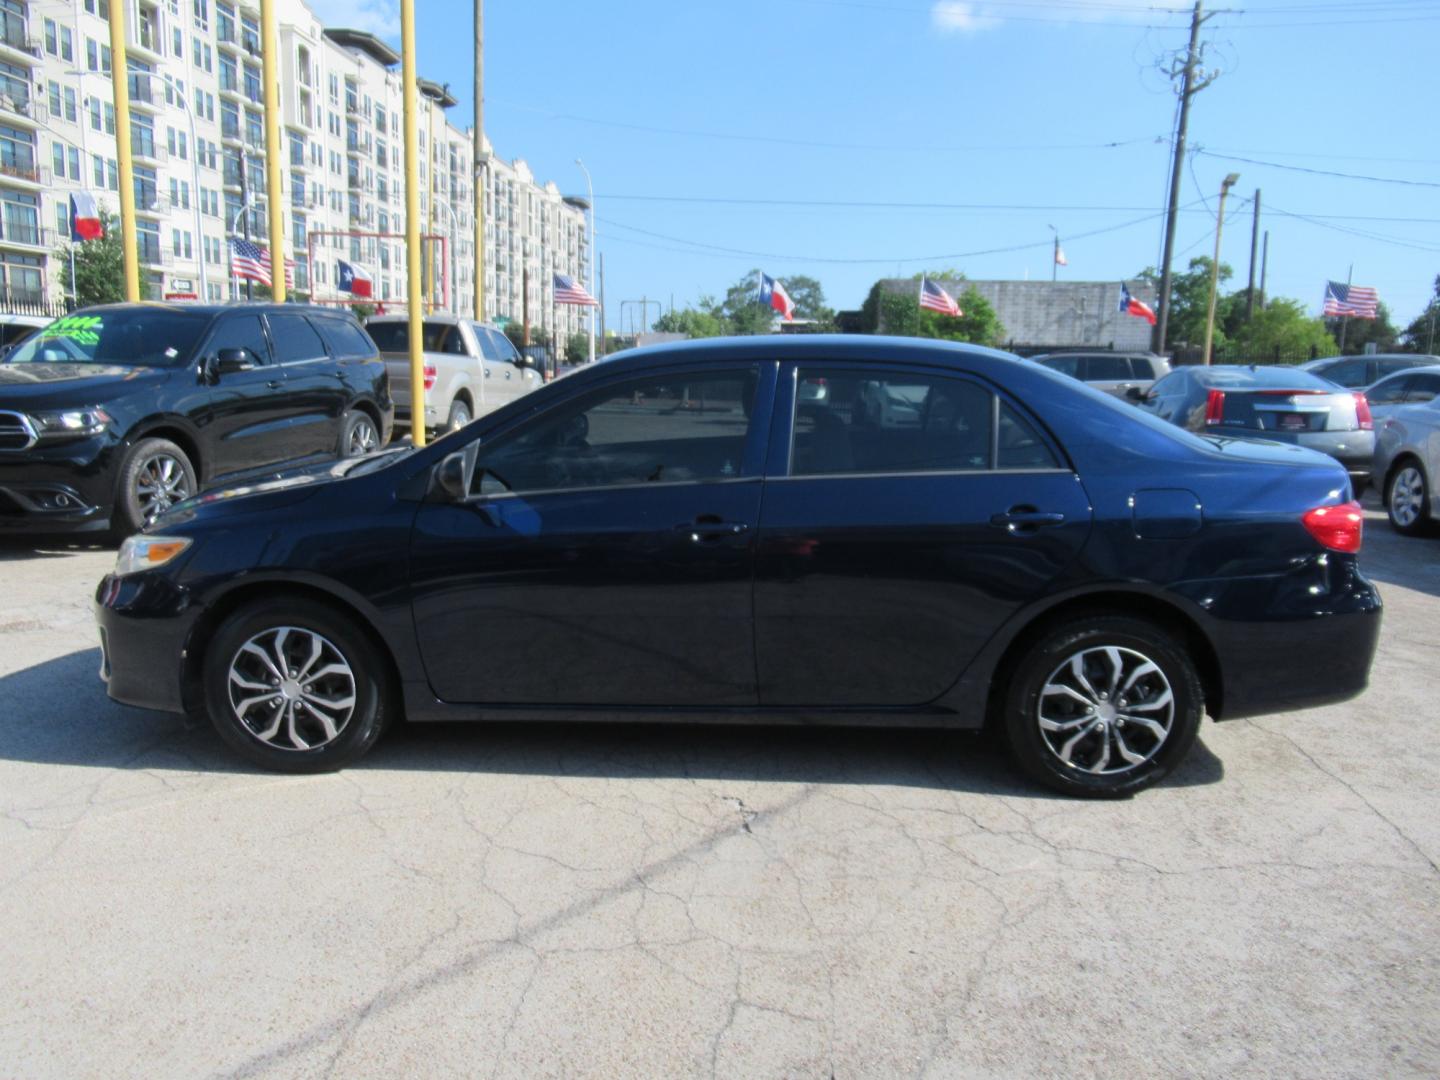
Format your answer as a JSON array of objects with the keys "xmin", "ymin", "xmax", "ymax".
[{"xmin": 363, "ymin": 314, "xmax": 542, "ymax": 433}]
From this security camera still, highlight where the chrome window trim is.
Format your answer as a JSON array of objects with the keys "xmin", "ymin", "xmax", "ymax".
[
  {"xmin": 464, "ymin": 475, "xmax": 761, "ymax": 503},
  {"xmin": 0, "ymin": 409, "xmax": 38, "ymax": 451},
  {"xmin": 768, "ymin": 468, "xmax": 1075, "ymax": 482}
]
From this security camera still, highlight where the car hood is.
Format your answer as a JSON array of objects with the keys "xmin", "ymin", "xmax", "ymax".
[{"xmin": 0, "ymin": 363, "xmax": 169, "ymax": 402}]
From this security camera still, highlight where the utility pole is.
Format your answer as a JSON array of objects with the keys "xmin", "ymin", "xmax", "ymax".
[
  {"xmin": 401, "ymin": 0, "xmax": 426, "ymax": 447},
  {"xmin": 238, "ymin": 148, "xmax": 253, "ymax": 300},
  {"xmin": 1259, "ymin": 230, "xmax": 1269, "ymax": 311},
  {"xmin": 473, "ymin": 0, "xmax": 485, "ymax": 322},
  {"xmin": 1201, "ymin": 172, "xmax": 1239, "ymax": 365},
  {"xmin": 1338, "ymin": 264, "xmax": 1353, "ymax": 353},
  {"xmin": 1048, "ymin": 224, "xmax": 1059, "ymax": 283},
  {"xmin": 1153, "ymin": 0, "xmax": 1218, "ymax": 355},
  {"xmin": 260, "ymin": 0, "xmax": 286, "ymax": 302},
  {"xmin": 108, "ymin": 0, "xmax": 139, "ymax": 301},
  {"xmin": 1245, "ymin": 188, "xmax": 1261, "ymax": 320}
]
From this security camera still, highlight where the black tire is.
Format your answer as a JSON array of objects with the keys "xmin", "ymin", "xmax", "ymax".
[
  {"xmin": 446, "ymin": 398, "xmax": 472, "ymax": 432},
  {"xmin": 1001, "ymin": 615, "xmax": 1204, "ymax": 798},
  {"xmin": 1385, "ymin": 459, "xmax": 1431, "ymax": 537},
  {"xmin": 112, "ymin": 436, "xmax": 196, "ymax": 538},
  {"xmin": 339, "ymin": 409, "xmax": 380, "ymax": 457},
  {"xmin": 202, "ymin": 597, "xmax": 394, "ymax": 773}
]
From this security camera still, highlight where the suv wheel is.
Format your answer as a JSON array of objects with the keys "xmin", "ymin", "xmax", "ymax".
[
  {"xmin": 339, "ymin": 410, "xmax": 379, "ymax": 457},
  {"xmin": 1386, "ymin": 461, "xmax": 1430, "ymax": 536},
  {"xmin": 113, "ymin": 437, "xmax": 196, "ymax": 538},
  {"xmin": 1002, "ymin": 616, "xmax": 1204, "ymax": 798},
  {"xmin": 446, "ymin": 398, "xmax": 472, "ymax": 432},
  {"xmin": 202, "ymin": 597, "xmax": 393, "ymax": 772}
]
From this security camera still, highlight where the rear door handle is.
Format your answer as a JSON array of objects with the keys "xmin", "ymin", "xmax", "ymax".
[
  {"xmin": 266, "ymin": 379, "xmax": 283, "ymax": 390},
  {"xmin": 991, "ymin": 508, "xmax": 1066, "ymax": 531}
]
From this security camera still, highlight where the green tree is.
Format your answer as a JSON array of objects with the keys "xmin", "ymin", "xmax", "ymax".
[
  {"xmin": 565, "ymin": 332, "xmax": 589, "ymax": 364},
  {"xmin": 1326, "ymin": 302, "xmax": 1398, "ymax": 354},
  {"xmin": 1401, "ymin": 275, "xmax": 1440, "ymax": 353},
  {"xmin": 919, "ymin": 286, "xmax": 1005, "ymax": 347},
  {"xmin": 716, "ymin": 270, "xmax": 832, "ymax": 333},
  {"xmin": 55, "ymin": 211, "xmax": 125, "ymax": 307},
  {"xmin": 652, "ymin": 306, "xmax": 727, "ymax": 338},
  {"xmin": 1229, "ymin": 298, "xmax": 1336, "ymax": 360},
  {"xmin": 1137, "ymin": 258, "xmax": 1238, "ymax": 350}
]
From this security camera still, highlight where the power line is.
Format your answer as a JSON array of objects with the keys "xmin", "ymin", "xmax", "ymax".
[
  {"xmin": 1267, "ymin": 203, "xmax": 1440, "ymax": 255},
  {"xmin": 1195, "ymin": 149, "xmax": 1440, "ymax": 188}
]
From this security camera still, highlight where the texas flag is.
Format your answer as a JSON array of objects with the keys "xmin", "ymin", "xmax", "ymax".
[
  {"xmin": 758, "ymin": 273, "xmax": 795, "ymax": 321},
  {"xmin": 1119, "ymin": 283, "xmax": 1156, "ymax": 326},
  {"xmin": 337, "ymin": 259, "xmax": 373, "ymax": 299},
  {"xmin": 70, "ymin": 191, "xmax": 102, "ymax": 241}
]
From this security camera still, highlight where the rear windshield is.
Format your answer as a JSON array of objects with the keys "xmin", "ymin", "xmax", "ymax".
[
  {"xmin": 1197, "ymin": 366, "xmax": 1336, "ymax": 391},
  {"xmin": 365, "ymin": 320, "xmax": 465, "ymax": 355},
  {"xmin": 4, "ymin": 310, "xmax": 209, "ymax": 367}
]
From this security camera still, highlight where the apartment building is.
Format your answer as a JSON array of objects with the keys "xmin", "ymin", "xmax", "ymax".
[{"xmin": 2, "ymin": 0, "xmax": 590, "ymax": 342}]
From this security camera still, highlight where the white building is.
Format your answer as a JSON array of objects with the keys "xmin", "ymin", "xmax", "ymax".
[{"xmin": 2, "ymin": 0, "xmax": 589, "ymax": 343}]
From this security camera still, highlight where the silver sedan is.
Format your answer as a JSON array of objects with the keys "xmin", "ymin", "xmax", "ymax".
[{"xmin": 1373, "ymin": 366, "xmax": 1440, "ymax": 535}]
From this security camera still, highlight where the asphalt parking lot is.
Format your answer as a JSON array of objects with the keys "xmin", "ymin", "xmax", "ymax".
[{"xmin": 2, "ymin": 500, "xmax": 1438, "ymax": 1079}]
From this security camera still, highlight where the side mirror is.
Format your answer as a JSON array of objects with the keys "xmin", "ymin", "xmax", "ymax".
[
  {"xmin": 213, "ymin": 348, "xmax": 254, "ymax": 376},
  {"xmin": 1125, "ymin": 386, "xmax": 1146, "ymax": 402},
  {"xmin": 0, "ymin": 344, "xmax": 13, "ymax": 361},
  {"xmin": 436, "ymin": 449, "xmax": 469, "ymax": 501}
]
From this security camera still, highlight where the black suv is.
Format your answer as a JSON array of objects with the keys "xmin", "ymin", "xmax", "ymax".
[{"xmin": 0, "ymin": 303, "xmax": 392, "ymax": 537}]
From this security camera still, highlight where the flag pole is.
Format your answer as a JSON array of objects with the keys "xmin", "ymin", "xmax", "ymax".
[{"xmin": 1338, "ymin": 263, "xmax": 1353, "ymax": 352}]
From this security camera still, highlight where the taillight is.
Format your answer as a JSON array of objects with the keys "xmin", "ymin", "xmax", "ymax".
[
  {"xmin": 1353, "ymin": 392, "xmax": 1373, "ymax": 431},
  {"xmin": 422, "ymin": 364, "xmax": 436, "ymax": 391},
  {"xmin": 1303, "ymin": 500, "xmax": 1363, "ymax": 553},
  {"xmin": 1204, "ymin": 389, "xmax": 1225, "ymax": 425}
]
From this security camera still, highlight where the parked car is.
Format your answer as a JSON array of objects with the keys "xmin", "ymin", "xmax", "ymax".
[
  {"xmin": 363, "ymin": 314, "xmax": 541, "ymax": 434},
  {"xmin": 1138, "ymin": 364, "xmax": 1375, "ymax": 491},
  {"xmin": 1373, "ymin": 376, "xmax": 1440, "ymax": 536},
  {"xmin": 0, "ymin": 313, "xmax": 52, "ymax": 357},
  {"xmin": 0, "ymin": 303, "xmax": 392, "ymax": 537},
  {"xmin": 1029, "ymin": 351, "xmax": 1171, "ymax": 400},
  {"xmin": 1301, "ymin": 353, "xmax": 1439, "ymax": 389},
  {"xmin": 95, "ymin": 336, "xmax": 1380, "ymax": 797},
  {"xmin": 1356, "ymin": 365, "xmax": 1440, "ymax": 424}
]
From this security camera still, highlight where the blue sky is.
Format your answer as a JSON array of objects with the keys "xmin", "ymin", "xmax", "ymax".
[{"xmin": 311, "ymin": 0, "xmax": 1440, "ymax": 332}]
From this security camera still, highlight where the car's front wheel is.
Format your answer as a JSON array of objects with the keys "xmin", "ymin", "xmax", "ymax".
[
  {"xmin": 202, "ymin": 597, "xmax": 394, "ymax": 772},
  {"xmin": 1001, "ymin": 616, "xmax": 1204, "ymax": 798},
  {"xmin": 113, "ymin": 436, "xmax": 196, "ymax": 538},
  {"xmin": 1386, "ymin": 460, "xmax": 1430, "ymax": 536}
]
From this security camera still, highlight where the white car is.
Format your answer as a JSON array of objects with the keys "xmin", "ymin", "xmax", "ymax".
[{"xmin": 1373, "ymin": 366, "xmax": 1440, "ymax": 535}]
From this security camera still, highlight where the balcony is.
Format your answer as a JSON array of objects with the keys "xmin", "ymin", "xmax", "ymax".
[
  {"xmin": 0, "ymin": 81, "xmax": 39, "ymax": 128},
  {"xmin": 0, "ymin": 13, "xmax": 39, "ymax": 66},
  {"xmin": 130, "ymin": 136, "xmax": 166, "ymax": 165},
  {"xmin": 0, "ymin": 219, "xmax": 45, "ymax": 250},
  {"xmin": 0, "ymin": 155, "xmax": 40, "ymax": 187},
  {"xmin": 127, "ymin": 74, "xmax": 160, "ymax": 113},
  {"xmin": 129, "ymin": 26, "xmax": 166, "ymax": 65},
  {"xmin": 137, "ymin": 237, "xmax": 164, "ymax": 265}
]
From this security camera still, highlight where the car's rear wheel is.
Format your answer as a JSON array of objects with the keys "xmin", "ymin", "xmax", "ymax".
[
  {"xmin": 446, "ymin": 398, "xmax": 472, "ymax": 432},
  {"xmin": 1386, "ymin": 461, "xmax": 1430, "ymax": 536},
  {"xmin": 339, "ymin": 409, "xmax": 380, "ymax": 457},
  {"xmin": 1002, "ymin": 616, "xmax": 1204, "ymax": 798},
  {"xmin": 202, "ymin": 597, "xmax": 393, "ymax": 772},
  {"xmin": 113, "ymin": 437, "xmax": 196, "ymax": 538}
]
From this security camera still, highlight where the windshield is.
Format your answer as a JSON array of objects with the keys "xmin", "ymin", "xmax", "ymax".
[{"xmin": 5, "ymin": 310, "xmax": 209, "ymax": 367}]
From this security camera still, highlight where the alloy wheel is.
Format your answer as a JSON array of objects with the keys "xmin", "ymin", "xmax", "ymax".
[
  {"xmin": 1390, "ymin": 466, "xmax": 1424, "ymax": 528},
  {"xmin": 1037, "ymin": 645, "xmax": 1175, "ymax": 776},
  {"xmin": 134, "ymin": 452, "xmax": 192, "ymax": 523},
  {"xmin": 226, "ymin": 626, "xmax": 357, "ymax": 751},
  {"xmin": 347, "ymin": 417, "xmax": 379, "ymax": 456}
]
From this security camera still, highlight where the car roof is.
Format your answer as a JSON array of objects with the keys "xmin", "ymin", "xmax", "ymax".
[
  {"xmin": 71, "ymin": 301, "xmax": 356, "ymax": 319},
  {"xmin": 599, "ymin": 334, "xmax": 1018, "ymax": 371},
  {"xmin": 1031, "ymin": 351, "xmax": 1161, "ymax": 360},
  {"xmin": 365, "ymin": 313, "xmax": 507, "ymax": 330}
]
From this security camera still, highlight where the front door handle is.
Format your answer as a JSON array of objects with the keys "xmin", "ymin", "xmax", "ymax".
[
  {"xmin": 991, "ymin": 507, "xmax": 1066, "ymax": 532},
  {"xmin": 676, "ymin": 517, "xmax": 750, "ymax": 542},
  {"xmin": 266, "ymin": 379, "xmax": 283, "ymax": 390}
]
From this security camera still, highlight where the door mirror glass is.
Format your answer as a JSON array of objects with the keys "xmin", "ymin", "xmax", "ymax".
[{"xmin": 214, "ymin": 348, "xmax": 254, "ymax": 375}]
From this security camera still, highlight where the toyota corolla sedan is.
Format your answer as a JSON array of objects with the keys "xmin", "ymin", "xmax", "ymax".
[{"xmin": 95, "ymin": 337, "xmax": 1381, "ymax": 797}]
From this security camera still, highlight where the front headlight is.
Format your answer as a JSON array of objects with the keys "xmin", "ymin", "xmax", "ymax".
[
  {"xmin": 29, "ymin": 406, "xmax": 112, "ymax": 440},
  {"xmin": 115, "ymin": 535, "xmax": 191, "ymax": 577}
]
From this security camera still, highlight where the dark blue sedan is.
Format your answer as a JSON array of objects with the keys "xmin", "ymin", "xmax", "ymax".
[{"xmin": 94, "ymin": 336, "xmax": 1381, "ymax": 797}]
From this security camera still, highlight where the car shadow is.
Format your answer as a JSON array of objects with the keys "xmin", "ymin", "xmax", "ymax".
[
  {"xmin": 0, "ymin": 535, "xmax": 114, "ymax": 561},
  {"xmin": 1356, "ymin": 499, "xmax": 1440, "ymax": 600},
  {"xmin": 0, "ymin": 649, "xmax": 1225, "ymax": 796}
]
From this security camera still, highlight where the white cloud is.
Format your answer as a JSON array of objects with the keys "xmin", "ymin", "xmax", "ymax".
[
  {"xmin": 307, "ymin": 0, "xmax": 400, "ymax": 39},
  {"xmin": 931, "ymin": 1, "xmax": 1161, "ymax": 35}
]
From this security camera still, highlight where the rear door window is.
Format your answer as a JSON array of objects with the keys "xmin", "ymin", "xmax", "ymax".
[
  {"xmin": 1130, "ymin": 357, "xmax": 1156, "ymax": 379},
  {"xmin": 267, "ymin": 314, "xmax": 329, "ymax": 363},
  {"xmin": 1366, "ymin": 375, "xmax": 1411, "ymax": 405},
  {"xmin": 1405, "ymin": 375, "xmax": 1440, "ymax": 404},
  {"xmin": 1086, "ymin": 355, "xmax": 1132, "ymax": 381},
  {"xmin": 1039, "ymin": 355, "xmax": 1080, "ymax": 378},
  {"xmin": 1320, "ymin": 358, "xmax": 1368, "ymax": 387}
]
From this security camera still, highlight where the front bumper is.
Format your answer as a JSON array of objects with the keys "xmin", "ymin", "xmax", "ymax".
[
  {"xmin": 0, "ymin": 434, "xmax": 117, "ymax": 533},
  {"xmin": 95, "ymin": 571, "xmax": 198, "ymax": 714}
]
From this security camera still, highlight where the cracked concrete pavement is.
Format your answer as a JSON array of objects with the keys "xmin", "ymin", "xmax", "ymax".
[{"xmin": 1, "ymin": 500, "xmax": 1438, "ymax": 1078}]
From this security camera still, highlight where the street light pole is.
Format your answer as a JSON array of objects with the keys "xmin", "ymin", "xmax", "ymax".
[
  {"xmin": 575, "ymin": 157, "xmax": 594, "ymax": 364},
  {"xmin": 107, "ymin": 0, "xmax": 139, "ymax": 300},
  {"xmin": 1202, "ymin": 172, "xmax": 1239, "ymax": 366}
]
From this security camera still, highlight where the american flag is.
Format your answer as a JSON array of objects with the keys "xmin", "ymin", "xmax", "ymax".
[
  {"xmin": 553, "ymin": 273, "xmax": 599, "ymax": 306},
  {"xmin": 230, "ymin": 238, "xmax": 295, "ymax": 289},
  {"xmin": 1323, "ymin": 281, "xmax": 1379, "ymax": 319},
  {"xmin": 919, "ymin": 276, "xmax": 962, "ymax": 317}
]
